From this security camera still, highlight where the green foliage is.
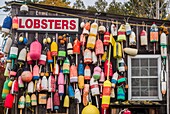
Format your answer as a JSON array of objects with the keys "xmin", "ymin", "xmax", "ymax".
[
  {"xmin": 106, "ymin": 1, "xmax": 125, "ymax": 15},
  {"xmin": 39, "ymin": 0, "xmax": 70, "ymax": 8},
  {"xmin": 87, "ymin": 6, "xmax": 97, "ymax": 12},
  {"xmin": 94, "ymin": 0, "xmax": 108, "ymax": 12},
  {"xmin": 72, "ymin": 0, "xmax": 85, "ymax": 10}
]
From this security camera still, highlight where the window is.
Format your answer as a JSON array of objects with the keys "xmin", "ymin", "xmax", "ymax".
[{"xmin": 128, "ymin": 55, "xmax": 162, "ymax": 101}]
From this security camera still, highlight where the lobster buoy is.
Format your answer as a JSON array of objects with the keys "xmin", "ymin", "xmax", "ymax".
[
  {"xmin": 2, "ymin": 16, "xmax": 12, "ymax": 33},
  {"xmin": 82, "ymin": 102, "xmax": 99, "ymax": 114},
  {"xmin": 98, "ymin": 25, "xmax": 106, "ymax": 34},
  {"xmin": 123, "ymin": 48, "xmax": 138, "ymax": 56},
  {"xmin": 89, "ymin": 20, "xmax": 98, "ymax": 36},
  {"xmin": 30, "ymin": 40, "xmax": 42, "ymax": 60},
  {"xmin": 20, "ymin": 4, "xmax": 29, "ymax": 12},
  {"xmin": 80, "ymin": 22, "xmax": 85, "ymax": 28},
  {"xmin": 12, "ymin": 16, "xmax": 18, "ymax": 29},
  {"xmin": 21, "ymin": 71, "xmax": 33, "ymax": 82}
]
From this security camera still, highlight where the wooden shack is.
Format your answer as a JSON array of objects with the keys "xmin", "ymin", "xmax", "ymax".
[{"xmin": 1, "ymin": 1, "xmax": 170, "ymax": 114}]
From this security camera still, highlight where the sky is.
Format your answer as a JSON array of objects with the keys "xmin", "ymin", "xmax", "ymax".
[{"xmin": 0, "ymin": 0, "xmax": 127, "ymax": 25}]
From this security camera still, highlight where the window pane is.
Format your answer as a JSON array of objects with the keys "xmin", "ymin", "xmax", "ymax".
[
  {"xmin": 141, "ymin": 87, "xmax": 149, "ymax": 96},
  {"xmin": 150, "ymin": 78, "xmax": 158, "ymax": 86},
  {"xmin": 132, "ymin": 58, "xmax": 139, "ymax": 66},
  {"xmin": 132, "ymin": 88, "xmax": 140, "ymax": 96},
  {"xmin": 132, "ymin": 68, "xmax": 140, "ymax": 76},
  {"xmin": 141, "ymin": 58, "xmax": 148, "ymax": 67},
  {"xmin": 141, "ymin": 68, "xmax": 149, "ymax": 76},
  {"xmin": 141, "ymin": 78, "xmax": 148, "ymax": 86},
  {"xmin": 150, "ymin": 68, "xmax": 158, "ymax": 76},
  {"xmin": 149, "ymin": 58, "xmax": 157, "ymax": 66},
  {"xmin": 132, "ymin": 78, "xmax": 140, "ymax": 86},
  {"xmin": 150, "ymin": 87, "xmax": 158, "ymax": 96}
]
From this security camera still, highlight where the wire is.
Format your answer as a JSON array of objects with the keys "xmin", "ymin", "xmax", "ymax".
[{"xmin": 7, "ymin": 2, "xmax": 170, "ymax": 28}]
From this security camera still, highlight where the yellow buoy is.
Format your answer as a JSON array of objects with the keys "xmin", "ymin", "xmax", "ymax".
[{"xmin": 82, "ymin": 102, "xmax": 99, "ymax": 114}]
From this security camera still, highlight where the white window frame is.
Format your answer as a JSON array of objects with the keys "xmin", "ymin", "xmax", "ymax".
[{"xmin": 128, "ymin": 55, "xmax": 162, "ymax": 101}]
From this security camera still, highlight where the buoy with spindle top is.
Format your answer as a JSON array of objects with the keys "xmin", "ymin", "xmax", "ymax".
[
  {"xmin": 161, "ymin": 64, "xmax": 167, "ymax": 95},
  {"xmin": 129, "ymin": 31, "xmax": 136, "ymax": 47},
  {"xmin": 83, "ymin": 84, "xmax": 89, "ymax": 106},
  {"xmin": 75, "ymin": 85, "xmax": 81, "ymax": 114},
  {"xmin": 18, "ymin": 47, "xmax": 27, "ymax": 67},
  {"xmin": 67, "ymin": 36, "xmax": 73, "ymax": 56},
  {"xmin": 83, "ymin": 22, "xmax": 90, "ymax": 36},
  {"xmin": 51, "ymin": 36, "xmax": 58, "ymax": 65},
  {"xmin": 111, "ymin": 21, "xmax": 117, "ymax": 36},
  {"xmin": 3, "ymin": 36, "xmax": 12, "ymax": 54},
  {"xmin": 31, "ymin": 94, "xmax": 37, "ymax": 106},
  {"xmin": 9, "ymin": 40, "xmax": 18, "ymax": 69},
  {"xmin": 30, "ymin": 39, "xmax": 42, "ymax": 60},
  {"xmin": 11, "ymin": 80, "xmax": 18, "ymax": 94},
  {"xmin": 84, "ymin": 49, "xmax": 92, "ymax": 64},
  {"xmin": 18, "ymin": 76, "xmax": 24, "ymax": 88},
  {"xmin": 92, "ymin": 51, "xmax": 97, "ymax": 65},
  {"xmin": 47, "ymin": 50, "xmax": 53, "ymax": 72},
  {"xmin": 53, "ymin": 92, "xmax": 60, "ymax": 112},
  {"xmin": 18, "ymin": 95, "xmax": 25, "ymax": 114},
  {"xmin": 48, "ymin": 74, "xmax": 55, "ymax": 111},
  {"xmin": 104, "ymin": 60, "xmax": 113, "ymax": 77},
  {"xmin": 84, "ymin": 65, "xmax": 91, "ymax": 80},
  {"xmin": 12, "ymin": 16, "xmax": 18, "ymax": 29},
  {"xmin": 70, "ymin": 63, "xmax": 78, "ymax": 88},
  {"xmin": 20, "ymin": 4, "xmax": 29, "ymax": 12},
  {"xmin": 150, "ymin": 22, "xmax": 158, "ymax": 54},
  {"xmin": 117, "ymin": 24, "xmax": 126, "ymax": 42},
  {"xmin": 125, "ymin": 22, "xmax": 131, "ymax": 35},
  {"xmin": 87, "ymin": 34, "xmax": 96, "ymax": 49},
  {"xmin": 95, "ymin": 35, "xmax": 104, "ymax": 65},
  {"xmin": 32, "ymin": 65, "xmax": 40, "ymax": 80},
  {"xmin": 26, "ymin": 94, "xmax": 31, "ymax": 108},
  {"xmin": 63, "ymin": 95, "xmax": 69, "ymax": 114},
  {"xmin": 89, "ymin": 19, "xmax": 98, "ymax": 36},
  {"xmin": 103, "ymin": 31, "xmax": 110, "ymax": 46},
  {"xmin": 80, "ymin": 34, "xmax": 86, "ymax": 54},
  {"xmin": 101, "ymin": 80, "xmax": 112, "ymax": 114},
  {"xmin": 4, "ymin": 94, "xmax": 14, "ymax": 114},
  {"xmin": 111, "ymin": 72, "xmax": 118, "ymax": 88},
  {"xmin": 93, "ymin": 66, "xmax": 101, "ymax": 80},
  {"xmin": 101, "ymin": 47, "xmax": 107, "ymax": 62},
  {"xmin": 99, "ymin": 69, "xmax": 105, "ymax": 94},
  {"xmin": 140, "ymin": 30, "xmax": 148, "ymax": 46},
  {"xmin": 27, "ymin": 81, "xmax": 34, "ymax": 93},
  {"xmin": 90, "ymin": 77, "xmax": 100, "ymax": 108},
  {"xmin": 4, "ymin": 63, "xmax": 11, "ymax": 77},
  {"xmin": 68, "ymin": 85, "xmax": 75, "ymax": 98},
  {"xmin": 98, "ymin": 24, "xmax": 106, "ymax": 34},
  {"xmin": 73, "ymin": 35, "xmax": 81, "ymax": 66},
  {"xmin": 78, "ymin": 60, "xmax": 84, "ymax": 92},
  {"xmin": 2, "ymin": 16, "xmax": 12, "ymax": 33},
  {"xmin": 117, "ymin": 58, "xmax": 125, "ymax": 74},
  {"xmin": 27, "ymin": 50, "xmax": 33, "ymax": 72},
  {"xmin": 58, "ymin": 42, "xmax": 66, "ymax": 65},
  {"xmin": 41, "ymin": 76, "xmax": 48, "ymax": 91},
  {"xmin": 2, "ymin": 79, "xmax": 10, "ymax": 99},
  {"xmin": 38, "ymin": 48, "xmax": 47, "ymax": 73},
  {"xmin": 58, "ymin": 70, "xmax": 65, "ymax": 86},
  {"xmin": 113, "ymin": 42, "xmax": 122, "ymax": 58}
]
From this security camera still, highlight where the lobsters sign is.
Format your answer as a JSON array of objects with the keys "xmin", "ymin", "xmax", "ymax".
[{"xmin": 18, "ymin": 16, "xmax": 79, "ymax": 32}]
